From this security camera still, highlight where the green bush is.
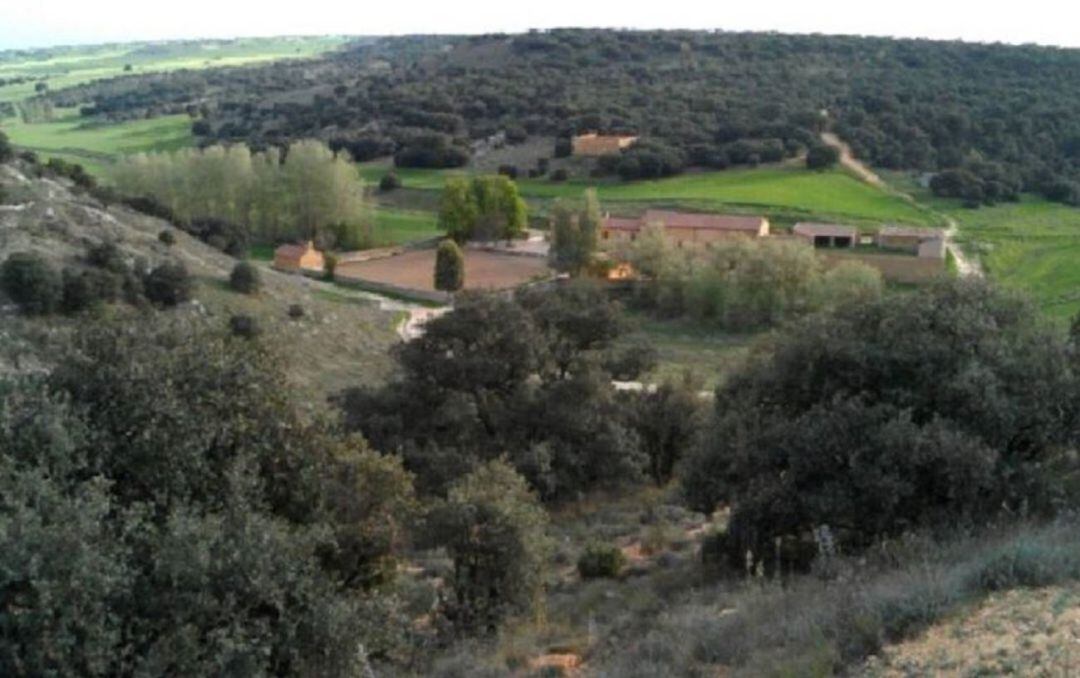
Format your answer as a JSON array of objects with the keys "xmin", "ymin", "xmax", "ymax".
[
  {"xmin": 61, "ymin": 268, "xmax": 120, "ymax": 314},
  {"xmin": 143, "ymin": 261, "xmax": 193, "ymax": 307},
  {"xmin": 0, "ymin": 130, "xmax": 13, "ymax": 163},
  {"xmin": 806, "ymin": 144, "xmax": 840, "ymax": 169},
  {"xmin": 434, "ymin": 239, "xmax": 465, "ymax": 292},
  {"xmin": 379, "ymin": 171, "xmax": 402, "ymax": 191},
  {"xmin": 1, "ymin": 252, "xmax": 61, "ymax": 315},
  {"xmin": 229, "ymin": 261, "xmax": 261, "ymax": 295},
  {"xmin": 86, "ymin": 241, "xmax": 127, "ymax": 274},
  {"xmin": 229, "ymin": 314, "xmax": 261, "ymax": 339},
  {"xmin": 577, "ymin": 543, "xmax": 627, "ymax": 579}
]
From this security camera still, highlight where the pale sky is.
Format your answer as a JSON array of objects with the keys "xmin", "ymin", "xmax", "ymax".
[{"xmin": 3, "ymin": 0, "xmax": 1079, "ymax": 50}]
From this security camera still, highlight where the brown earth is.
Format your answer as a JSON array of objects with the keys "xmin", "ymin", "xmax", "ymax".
[{"xmin": 336, "ymin": 248, "xmax": 552, "ymax": 293}]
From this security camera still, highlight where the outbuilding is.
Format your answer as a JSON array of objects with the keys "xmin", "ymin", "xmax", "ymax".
[{"xmin": 273, "ymin": 241, "xmax": 324, "ymax": 273}]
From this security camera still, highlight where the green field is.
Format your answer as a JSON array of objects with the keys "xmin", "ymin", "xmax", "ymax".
[
  {"xmin": 621, "ymin": 312, "xmax": 756, "ymax": 390},
  {"xmin": 359, "ymin": 164, "xmax": 938, "ymax": 228},
  {"xmin": 371, "ymin": 208, "xmax": 440, "ymax": 246},
  {"xmin": 248, "ymin": 208, "xmax": 439, "ymax": 259},
  {"xmin": 0, "ymin": 37, "xmax": 349, "ymax": 103},
  {"xmin": 0, "ymin": 108, "xmax": 193, "ymax": 174},
  {"xmin": 940, "ymin": 197, "xmax": 1080, "ymax": 319}
]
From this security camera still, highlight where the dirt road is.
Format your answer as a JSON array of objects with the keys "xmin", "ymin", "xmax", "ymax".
[{"xmin": 819, "ymin": 132, "xmax": 981, "ymax": 277}]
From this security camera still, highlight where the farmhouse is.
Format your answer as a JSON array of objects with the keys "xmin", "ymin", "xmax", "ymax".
[
  {"xmin": 571, "ymin": 133, "xmax": 639, "ymax": 157},
  {"xmin": 601, "ymin": 210, "xmax": 770, "ymax": 247},
  {"xmin": 877, "ymin": 225, "xmax": 946, "ymax": 258},
  {"xmin": 792, "ymin": 222, "xmax": 858, "ymax": 249},
  {"xmin": 273, "ymin": 241, "xmax": 324, "ymax": 273}
]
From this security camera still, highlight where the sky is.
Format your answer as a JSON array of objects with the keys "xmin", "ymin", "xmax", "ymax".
[{"xmin": 3, "ymin": 1, "xmax": 1080, "ymax": 51}]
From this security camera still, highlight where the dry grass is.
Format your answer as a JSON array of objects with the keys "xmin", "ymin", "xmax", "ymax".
[{"xmin": 860, "ymin": 585, "xmax": 1080, "ymax": 676}]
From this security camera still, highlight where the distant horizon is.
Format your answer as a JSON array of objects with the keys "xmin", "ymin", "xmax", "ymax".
[
  {"xmin": 5, "ymin": 1, "xmax": 1080, "ymax": 51},
  {"xmin": 5, "ymin": 26, "xmax": 1080, "ymax": 55}
]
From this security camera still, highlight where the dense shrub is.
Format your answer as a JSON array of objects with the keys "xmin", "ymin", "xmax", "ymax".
[
  {"xmin": 143, "ymin": 261, "xmax": 193, "ymax": 307},
  {"xmin": 379, "ymin": 171, "xmax": 402, "ymax": 191},
  {"xmin": 577, "ymin": 543, "xmax": 627, "ymax": 579},
  {"xmin": 229, "ymin": 261, "xmax": 261, "ymax": 295},
  {"xmin": 429, "ymin": 461, "xmax": 551, "ymax": 635},
  {"xmin": 0, "ymin": 317, "xmax": 414, "ymax": 676},
  {"xmin": 434, "ymin": 239, "xmax": 465, "ymax": 292},
  {"xmin": 394, "ymin": 133, "xmax": 469, "ymax": 168},
  {"xmin": 339, "ymin": 285, "xmax": 649, "ymax": 499},
  {"xmin": 61, "ymin": 267, "xmax": 120, "ymax": 314},
  {"xmin": 1, "ymin": 252, "xmax": 61, "ymax": 315},
  {"xmin": 0, "ymin": 130, "xmax": 12, "ymax": 163},
  {"xmin": 228, "ymin": 313, "xmax": 261, "ymax": 339},
  {"xmin": 683, "ymin": 279, "xmax": 1079, "ymax": 571},
  {"xmin": 86, "ymin": 241, "xmax": 127, "ymax": 273},
  {"xmin": 805, "ymin": 143, "xmax": 840, "ymax": 169}
]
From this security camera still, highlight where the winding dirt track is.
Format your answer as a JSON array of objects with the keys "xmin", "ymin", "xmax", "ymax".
[{"xmin": 820, "ymin": 132, "xmax": 981, "ymax": 277}]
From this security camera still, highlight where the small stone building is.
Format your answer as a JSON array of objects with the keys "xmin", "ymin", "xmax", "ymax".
[
  {"xmin": 273, "ymin": 241, "xmax": 324, "ymax": 273},
  {"xmin": 793, "ymin": 222, "xmax": 858, "ymax": 249},
  {"xmin": 876, "ymin": 226, "xmax": 946, "ymax": 258},
  {"xmin": 571, "ymin": 133, "xmax": 639, "ymax": 157}
]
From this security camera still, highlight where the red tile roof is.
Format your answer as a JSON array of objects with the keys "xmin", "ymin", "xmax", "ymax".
[
  {"xmin": 275, "ymin": 243, "xmax": 307, "ymax": 259},
  {"xmin": 642, "ymin": 210, "xmax": 765, "ymax": 232},
  {"xmin": 603, "ymin": 217, "xmax": 645, "ymax": 231},
  {"xmin": 602, "ymin": 211, "xmax": 766, "ymax": 233}
]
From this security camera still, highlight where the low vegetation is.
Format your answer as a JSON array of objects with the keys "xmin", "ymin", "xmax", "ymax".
[{"xmin": 624, "ymin": 225, "xmax": 884, "ymax": 330}]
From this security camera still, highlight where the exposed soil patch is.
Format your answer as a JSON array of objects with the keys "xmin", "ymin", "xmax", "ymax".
[{"xmin": 336, "ymin": 248, "xmax": 552, "ymax": 293}]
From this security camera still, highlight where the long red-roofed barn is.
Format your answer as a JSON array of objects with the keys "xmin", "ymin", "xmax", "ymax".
[{"xmin": 600, "ymin": 210, "xmax": 769, "ymax": 248}]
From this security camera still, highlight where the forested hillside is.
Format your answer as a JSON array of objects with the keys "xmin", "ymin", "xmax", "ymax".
[{"xmin": 44, "ymin": 30, "xmax": 1080, "ymax": 204}]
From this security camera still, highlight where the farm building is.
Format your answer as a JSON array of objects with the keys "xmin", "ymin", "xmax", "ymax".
[
  {"xmin": 793, "ymin": 222, "xmax": 858, "ymax": 249},
  {"xmin": 877, "ymin": 226, "xmax": 946, "ymax": 258},
  {"xmin": 601, "ymin": 210, "xmax": 769, "ymax": 247},
  {"xmin": 273, "ymin": 241, "xmax": 324, "ymax": 273},
  {"xmin": 571, "ymin": 133, "xmax": 639, "ymax": 157}
]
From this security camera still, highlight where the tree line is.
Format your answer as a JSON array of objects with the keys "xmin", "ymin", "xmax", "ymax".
[{"xmin": 111, "ymin": 140, "xmax": 371, "ymax": 252}]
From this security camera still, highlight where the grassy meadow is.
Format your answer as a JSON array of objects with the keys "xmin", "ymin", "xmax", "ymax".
[
  {"xmin": 0, "ymin": 36, "xmax": 348, "ymax": 103},
  {"xmin": 360, "ymin": 163, "xmax": 939, "ymax": 228},
  {"xmin": 0, "ymin": 108, "xmax": 193, "ymax": 174},
  {"xmin": 941, "ymin": 197, "xmax": 1080, "ymax": 319}
]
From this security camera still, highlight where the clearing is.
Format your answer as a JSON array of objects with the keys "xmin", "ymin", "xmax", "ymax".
[{"xmin": 336, "ymin": 248, "xmax": 552, "ymax": 294}]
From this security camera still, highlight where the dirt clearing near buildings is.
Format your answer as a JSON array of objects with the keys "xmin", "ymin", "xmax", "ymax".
[{"xmin": 336, "ymin": 248, "xmax": 552, "ymax": 293}]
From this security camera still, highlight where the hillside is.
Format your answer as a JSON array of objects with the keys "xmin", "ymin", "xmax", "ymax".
[
  {"xmin": 35, "ymin": 30, "xmax": 1080, "ymax": 206},
  {"xmin": 0, "ymin": 161, "xmax": 397, "ymax": 404}
]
